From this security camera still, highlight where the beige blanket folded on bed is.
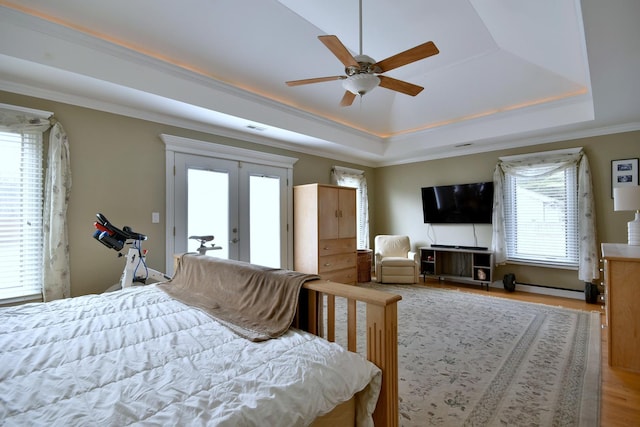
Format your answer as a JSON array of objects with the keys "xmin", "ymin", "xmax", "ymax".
[{"xmin": 158, "ymin": 255, "xmax": 319, "ymax": 341}]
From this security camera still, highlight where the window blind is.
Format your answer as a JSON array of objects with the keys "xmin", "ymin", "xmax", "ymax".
[
  {"xmin": 503, "ymin": 164, "xmax": 579, "ymax": 267},
  {"xmin": 0, "ymin": 131, "xmax": 44, "ymax": 299}
]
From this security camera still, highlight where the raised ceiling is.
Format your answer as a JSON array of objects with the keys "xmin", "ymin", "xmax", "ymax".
[{"xmin": 0, "ymin": 0, "xmax": 638, "ymax": 166}]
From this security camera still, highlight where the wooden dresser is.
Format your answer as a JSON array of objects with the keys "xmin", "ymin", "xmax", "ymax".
[
  {"xmin": 293, "ymin": 184, "xmax": 357, "ymax": 284},
  {"xmin": 601, "ymin": 243, "xmax": 640, "ymax": 372}
]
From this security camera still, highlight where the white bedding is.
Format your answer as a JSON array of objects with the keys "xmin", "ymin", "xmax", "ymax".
[{"xmin": 0, "ymin": 285, "xmax": 381, "ymax": 426}]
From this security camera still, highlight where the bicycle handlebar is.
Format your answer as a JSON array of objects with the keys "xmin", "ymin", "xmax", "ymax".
[{"xmin": 93, "ymin": 213, "xmax": 147, "ymax": 251}]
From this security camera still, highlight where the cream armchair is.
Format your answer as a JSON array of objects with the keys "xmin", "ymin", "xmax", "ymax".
[{"xmin": 374, "ymin": 235, "xmax": 419, "ymax": 284}]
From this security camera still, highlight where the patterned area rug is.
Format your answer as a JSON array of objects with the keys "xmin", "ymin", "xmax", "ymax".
[{"xmin": 333, "ymin": 283, "xmax": 601, "ymax": 426}]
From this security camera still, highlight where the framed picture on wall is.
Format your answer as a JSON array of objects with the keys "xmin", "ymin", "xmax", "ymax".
[{"xmin": 611, "ymin": 158, "xmax": 639, "ymax": 198}]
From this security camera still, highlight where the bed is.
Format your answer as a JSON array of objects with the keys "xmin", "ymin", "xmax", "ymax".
[{"xmin": 0, "ymin": 254, "xmax": 401, "ymax": 426}]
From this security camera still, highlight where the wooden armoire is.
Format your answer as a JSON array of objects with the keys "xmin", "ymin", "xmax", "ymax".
[{"xmin": 293, "ymin": 183, "xmax": 357, "ymax": 284}]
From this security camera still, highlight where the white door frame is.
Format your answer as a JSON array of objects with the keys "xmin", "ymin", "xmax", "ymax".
[{"xmin": 162, "ymin": 134, "xmax": 298, "ymax": 275}]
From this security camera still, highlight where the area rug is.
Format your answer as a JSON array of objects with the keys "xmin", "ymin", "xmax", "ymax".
[{"xmin": 331, "ymin": 283, "xmax": 601, "ymax": 426}]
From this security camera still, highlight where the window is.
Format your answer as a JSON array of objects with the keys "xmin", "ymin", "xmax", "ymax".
[
  {"xmin": 503, "ymin": 162, "xmax": 579, "ymax": 267},
  {"xmin": 493, "ymin": 147, "xmax": 598, "ymax": 281},
  {"xmin": 332, "ymin": 167, "xmax": 369, "ymax": 249},
  {"xmin": 0, "ymin": 130, "xmax": 44, "ymax": 300}
]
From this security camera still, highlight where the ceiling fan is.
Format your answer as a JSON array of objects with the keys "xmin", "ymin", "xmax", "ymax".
[{"xmin": 285, "ymin": 0, "xmax": 440, "ymax": 107}]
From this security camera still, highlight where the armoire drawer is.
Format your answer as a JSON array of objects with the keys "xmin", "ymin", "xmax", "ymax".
[
  {"xmin": 318, "ymin": 253, "xmax": 356, "ymax": 274},
  {"xmin": 321, "ymin": 267, "xmax": 357, "ymax": 285},
  {"xmin": 318, "ymin": 238, "xmax": 356, "ymax": 256}
]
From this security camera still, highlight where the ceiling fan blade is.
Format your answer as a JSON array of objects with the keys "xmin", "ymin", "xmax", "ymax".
[
  {"xmin": 378, "ymin": 75, "xmax": 424, "ymax": 96},
  {"xmin": 286, "ymin": 76, "xmax": 346, "ymax": 87},
  {"xmin": 318, "ymin": 35, "xmax": 359, "ymax": 68},
  {"xmin": 375, "ymin": 41, "xmax": 439, "ymax": 73},
  {"xmin": 340, "ymin": 91, "xmax": 357, "ymax": 107}
]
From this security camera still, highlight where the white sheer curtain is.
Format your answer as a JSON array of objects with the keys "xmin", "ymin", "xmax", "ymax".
[
  {"xmin": 43, "ymin": 121, "xmax": 72, "ymax": 301},
  {"xmin": 331, "ymin": 166, "xmax": 370, "ymax": 249},
  {"xmin": 0, "ymin": 104, "xmax": 71, "ymax": 301},
  {"xmin": 491, "ymin": 148, "xmax": 598, "ymax": 282}
]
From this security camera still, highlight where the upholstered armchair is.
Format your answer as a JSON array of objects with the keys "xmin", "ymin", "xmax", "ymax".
[{"xmin": 374, "ymin": 235, "xmax": 419, "ymax": 284}]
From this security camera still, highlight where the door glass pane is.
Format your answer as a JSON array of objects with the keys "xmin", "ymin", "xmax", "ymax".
[
  {"xmin": 249, "ymin": 175, "xmax": 280, "ymax": 267},
  {"xmin": 188, "ymin": 168, "xmax": 229, "ymax": 259}
]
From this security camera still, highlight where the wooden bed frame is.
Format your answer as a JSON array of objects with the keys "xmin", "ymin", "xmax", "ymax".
[
  {"xmin": 173, "ymin": 256, "xmax": 401, "ymax": 426},
  {"xmin": 297, "ymin": 280, "xmax": 402, "ymax": 427}
]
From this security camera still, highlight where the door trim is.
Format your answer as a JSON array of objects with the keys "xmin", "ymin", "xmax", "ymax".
[{"xmin": 162, "ymin": 134, "xmax": 298, "ymax": 273}]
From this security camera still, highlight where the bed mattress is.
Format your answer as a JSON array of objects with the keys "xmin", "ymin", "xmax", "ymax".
[{"xmin": 0, "ymin": 285, "xmax": 381, "ymax": 426}]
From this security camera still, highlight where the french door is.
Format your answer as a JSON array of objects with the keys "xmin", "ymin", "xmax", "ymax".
[
  {"xmin": 173, "ymin": 152, "xmax": 289, "ymax": 268},
  {"xmin": 163, "ymin": 135, "xmax": 296, "ymax": 274},
  {"xmin": 174, "ymin": 154, "xmax": 240, "ymax": 260}
]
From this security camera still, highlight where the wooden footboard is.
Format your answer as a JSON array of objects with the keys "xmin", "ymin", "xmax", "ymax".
[
  {"xmin": 299, "ymin": 280, "xmax": 402, "ymax": 427},
  {"xmin": 172, "ymin": 255, "xmax": 401, "ymax": 426}
]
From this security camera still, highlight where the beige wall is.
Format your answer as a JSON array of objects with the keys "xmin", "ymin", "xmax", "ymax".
[
  {"xmin": 2, "ymin": 90, "xmax": 638, "ymax": 295},
  {"xmin": 1, "ymin": 91, "xmax": 373, "ymax": 297},
  {"xmin": 374, "ymin": 132, "xmax": 640, "ymax": 290}
]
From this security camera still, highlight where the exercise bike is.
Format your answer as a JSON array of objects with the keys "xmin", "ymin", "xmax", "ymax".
[
  {"xmin": 93, "ymin": 213, "xmax": 172, "ymax": 289},
  {"xmin": 93, "ymin": 213, "xmax": 222, "ymax": 289}
]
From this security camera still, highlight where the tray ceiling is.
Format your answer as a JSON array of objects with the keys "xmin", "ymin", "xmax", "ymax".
[{"xmin": 0, "ymin": 0, "xmax": 638, "ymax": 165}]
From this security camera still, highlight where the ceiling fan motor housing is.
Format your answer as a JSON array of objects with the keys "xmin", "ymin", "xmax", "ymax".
[{"xmin": 345, "ymin": 55, "xmax": 380, "ymax": 76}]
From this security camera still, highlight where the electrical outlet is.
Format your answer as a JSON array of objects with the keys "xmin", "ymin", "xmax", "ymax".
[{"xmin": 152, "ymin": 212, "xmax": 160, "ymax": 223}]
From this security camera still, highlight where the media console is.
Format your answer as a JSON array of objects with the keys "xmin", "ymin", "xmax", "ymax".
[{"xmin": 420, "ymin": 246, "xmax": 494, "ymax": 290}]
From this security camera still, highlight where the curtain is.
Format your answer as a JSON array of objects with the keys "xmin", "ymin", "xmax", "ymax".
[
  {"xmin": 43, "ymin": 122, "xmax": 72, "ymax": 301},
  {"xmin": 491, "ymin": 149, "xmax": 598, "ymax": 282},
  {"xmin": 577, "ymin": 154, "xmax": 599, "ymax": 281},
  {"xmin": 331, "ymin": 167, "xmax": 370, "ymax": 249}
]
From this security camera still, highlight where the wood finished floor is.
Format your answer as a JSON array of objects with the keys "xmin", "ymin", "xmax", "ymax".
[{"xmin": 419, "ymin": 279, "xmax": 640, "ymax": 426}]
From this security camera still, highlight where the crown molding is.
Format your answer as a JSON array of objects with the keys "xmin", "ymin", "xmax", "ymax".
[
  {"xmin": 377, "ymin": 122, "xmax": 640, "ymax": 166},
  {"xmin": 0, "ymin": 79, "xmax": 380, "ymax": 167},
  {"xmin": 0, "ymin": 5, "xmax": 378, "ymax": 144}
]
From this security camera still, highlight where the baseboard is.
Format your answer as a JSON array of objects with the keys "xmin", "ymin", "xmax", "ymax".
[{"xmin": 489, "ymin": 281, "xmax": 584, "ymax": 300}]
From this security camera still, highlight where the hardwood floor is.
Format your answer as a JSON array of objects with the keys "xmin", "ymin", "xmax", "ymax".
[{"xmin": 421, "ymin": 279, "xmax": 640, "ymax": 426}]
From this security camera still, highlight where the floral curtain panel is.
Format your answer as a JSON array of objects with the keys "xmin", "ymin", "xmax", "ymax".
[
  {"xmin": 43, "ymin": 122, "xmax": 72, "ymax": 301},
  {"xmin": 492, "ymin": 149, "xmax": 598, "ymax": 282}
]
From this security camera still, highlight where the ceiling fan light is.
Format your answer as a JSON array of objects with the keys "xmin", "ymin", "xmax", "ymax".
[{"xmin": 342, "ymin": 74, "xmax": 380, "ymax": 96}]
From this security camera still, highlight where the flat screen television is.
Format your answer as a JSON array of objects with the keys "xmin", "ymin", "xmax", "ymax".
[{"xmin": 421, "ymin": 182, "xmax": 494, "ymax": 224}]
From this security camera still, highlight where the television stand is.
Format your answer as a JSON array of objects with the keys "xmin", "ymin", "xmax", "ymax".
[{"xmin": 420, "ymin": 246, "xmax": 493, "ymax": 289}]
